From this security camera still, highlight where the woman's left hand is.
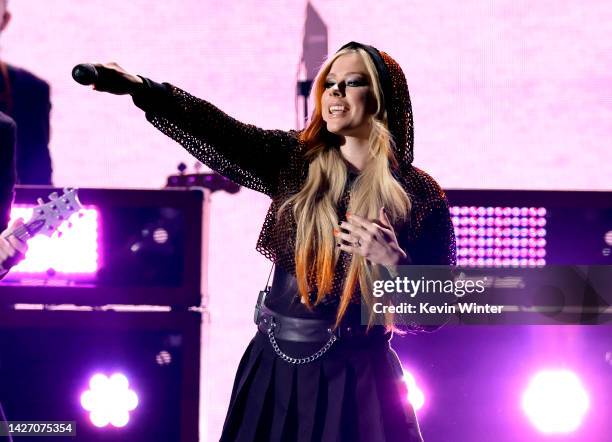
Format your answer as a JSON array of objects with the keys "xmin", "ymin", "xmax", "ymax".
[{"xmin": 334, "ymin": 207, "xmax": 409, "ymax": 266}]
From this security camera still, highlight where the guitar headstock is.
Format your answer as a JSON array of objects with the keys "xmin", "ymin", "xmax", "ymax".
[{"xmin": 23, "ymin": 188, "xmax": 83, "ymax": 239}]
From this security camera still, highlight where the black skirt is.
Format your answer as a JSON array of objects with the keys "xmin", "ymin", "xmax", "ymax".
[{"xmin": 220, "ymin": 330, "xmax": 423, "ymax": 442}]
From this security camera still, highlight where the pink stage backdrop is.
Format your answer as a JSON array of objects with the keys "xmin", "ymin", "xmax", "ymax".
[{"xmin": 3, "ymin": 1, "xmax": 611, "ymax": 440}]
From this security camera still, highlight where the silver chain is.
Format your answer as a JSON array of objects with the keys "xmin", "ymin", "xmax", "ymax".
[{"xmin": 266, "ymin": 323, "xmax": 337, "ymax": 365}]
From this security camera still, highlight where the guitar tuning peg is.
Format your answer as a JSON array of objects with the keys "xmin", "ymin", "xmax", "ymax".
[
  {"xmin": 48, "ymin": 192, "xmax": 59, "ymax": 200},
  {"xmin": 37, "ymin": 198, "xmax": 45, "ymax": 205}
]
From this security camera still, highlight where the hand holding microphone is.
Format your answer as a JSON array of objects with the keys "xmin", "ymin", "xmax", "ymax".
[{"xmin": 72, "ymin": 62, "xmax": 143, "ymax": 95}]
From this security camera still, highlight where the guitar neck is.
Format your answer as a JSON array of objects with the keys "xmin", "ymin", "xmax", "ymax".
[
  {"xmin": 3, "ymin": 188, "xmax": 82, "ymax": 245},
  {"xmin": 9, "ymin": 222, "xmax": 37, "ymax": 243}
]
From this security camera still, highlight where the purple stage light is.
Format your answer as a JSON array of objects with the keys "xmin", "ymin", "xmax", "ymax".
[
  {"xmin": 521, "ymin": 369, "xmax": 589, "ymax": 434},
  {"xmin": 452, "ymin": 205, "xmax": 547, "ymax": 267},
  {"xmin": 604, "ymin": 230, "xmax": 612, "ymax": 246},
  {"xmin": 152, "ymin": 227, "xmax": 169, "ymax": 244},
  {"xmin": 80, "ymin": 373, "xmax": 139, "ymax": 428},
  {"xmin": 155, "ymin": 350, "xmax": 172, "ymax": 366},
  {"xmin": 8, "ymin": 206, "xmax": 100, "ymax": 275},
  {"xmin": 402, "ymin": 370, "xmax": 425, "ymax": 412}
]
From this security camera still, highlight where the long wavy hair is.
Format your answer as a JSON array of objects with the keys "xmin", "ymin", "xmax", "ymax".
[{"xmin": 279, "ymin": 47, "xmax": 412, "ymax": 326}]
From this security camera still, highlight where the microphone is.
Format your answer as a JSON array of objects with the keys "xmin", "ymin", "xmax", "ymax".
[{"xmin": 72, "ymin": 63, "xmax": 98, "ymax": 85}]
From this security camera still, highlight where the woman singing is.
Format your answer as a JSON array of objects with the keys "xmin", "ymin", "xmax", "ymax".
[{"xmin": 87, "ymin": 41, "xmax": 456, "ymax": 442}]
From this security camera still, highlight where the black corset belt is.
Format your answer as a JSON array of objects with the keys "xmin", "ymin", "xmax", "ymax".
[{"xmin": 256, "ymin": 304, "xmax": 387, "ymax": 343}]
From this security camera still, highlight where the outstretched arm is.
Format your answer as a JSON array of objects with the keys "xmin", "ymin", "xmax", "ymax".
[
  {"xmin": 131, "ymin": 78, "xmax": 299, "ymax": 196},
  {"xmin": 84, "ymin": 63, "xmax": 301, "ymax": 196}
]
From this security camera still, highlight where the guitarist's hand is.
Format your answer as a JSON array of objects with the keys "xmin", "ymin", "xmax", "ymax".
[{"xmin": 0, "ymin": 219, "xmax": 28, "ymax": 276}]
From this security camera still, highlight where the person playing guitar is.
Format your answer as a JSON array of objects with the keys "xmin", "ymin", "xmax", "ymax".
[
  {"xmin": 0, "ymin": 110, "xmax": 26, "ymax": 279},
  {"xmin": 0, "ymin": 218, "xmax": 26, "ymax": 278}
]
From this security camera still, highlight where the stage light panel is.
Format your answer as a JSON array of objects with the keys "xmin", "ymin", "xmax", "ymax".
[
  {"xmin": 451, "ymin": 206, "xmax": 547, "ymax": 267},
  {"xmin": 80, "ymin": 373, "xmax": 139, "ymax": 429},
  {"xmin": 8, "ymin": 205, "xmax": 100, "ymax": 275}
]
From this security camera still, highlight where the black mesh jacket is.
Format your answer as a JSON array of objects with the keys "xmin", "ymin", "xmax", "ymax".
[{"xmin": 131, "ymin": 43, "xmax": 456, "ymax": 313}]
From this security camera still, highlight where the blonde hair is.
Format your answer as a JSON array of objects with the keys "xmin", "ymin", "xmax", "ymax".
[{"xmin": 279, "ymin": 47, "xmax": 411, "ymax": 326}]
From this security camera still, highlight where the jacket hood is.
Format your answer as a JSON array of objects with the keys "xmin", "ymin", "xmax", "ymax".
[{"xmin": 336, "ymin": 42, "xmax": 414, "ymax": 169}]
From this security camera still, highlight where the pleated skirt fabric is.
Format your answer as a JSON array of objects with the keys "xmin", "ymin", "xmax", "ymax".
[{"xmin": 220, "ymin": 330, "xmax": 423, "ymax": 442}]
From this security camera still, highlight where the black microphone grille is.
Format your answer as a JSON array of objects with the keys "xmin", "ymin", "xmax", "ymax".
[{"xmin": 72, "ymin": 63, "xmax": 98, "ymax": 85}]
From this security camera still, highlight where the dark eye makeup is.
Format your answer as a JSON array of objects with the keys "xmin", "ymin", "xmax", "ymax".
[{"xmin": 324, "ymin": 78, "xmax": 368, "ymax": 89}]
